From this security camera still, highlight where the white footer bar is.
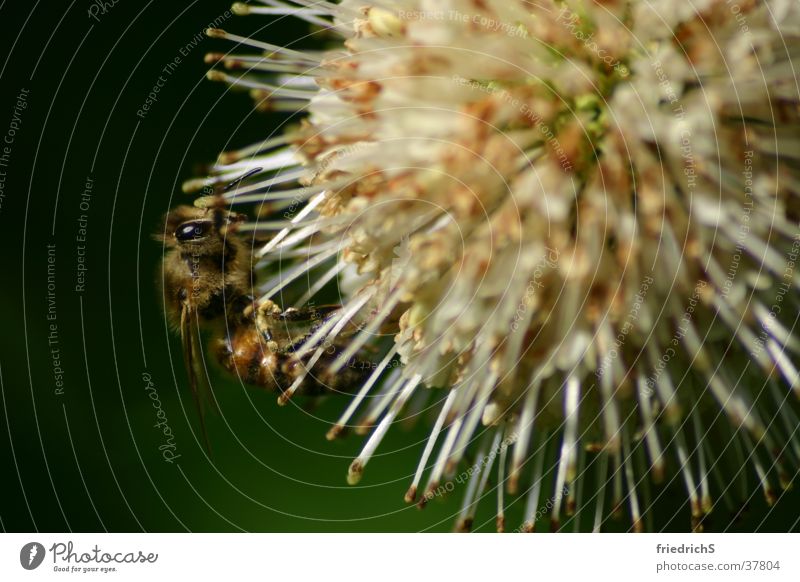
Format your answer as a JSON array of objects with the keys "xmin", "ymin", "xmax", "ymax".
[{"xmin": 1, "ymin": 533, "xmax": 797, "ymax": 580}]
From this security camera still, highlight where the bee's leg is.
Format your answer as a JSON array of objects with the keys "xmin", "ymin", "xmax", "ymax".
[
  {"xmin": 254, "ymin": 299, "xmax": 282, "ymax": 341},
  {"xmin": 279, "ymin": 304, "xmax": 341, "ymax": 322},
  {"xmin": 217, "ymin": 306, "xmax": 376, "ymax": 398},
  {"xmin": 280, "ymin": 304, "xmax": 348, "ymax": 339},
  {"xmin": 214, "ymin": 325, "xmax": 287, "ymax": 392}
]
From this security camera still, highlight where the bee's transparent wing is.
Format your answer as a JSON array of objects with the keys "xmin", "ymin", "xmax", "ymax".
[{"xmin": 180, "ymin": 304, "xmax": 217, "ymax": 454}]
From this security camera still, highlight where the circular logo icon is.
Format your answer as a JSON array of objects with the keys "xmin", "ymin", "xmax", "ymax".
[{"xmin": 20, "ymin": 542, "xmax": 46, "ymax": 570}]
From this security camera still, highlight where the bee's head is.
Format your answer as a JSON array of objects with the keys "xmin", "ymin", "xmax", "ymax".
[{"xmin": 156, "ymin": 205, "xmax": 246, "ymax": 256}]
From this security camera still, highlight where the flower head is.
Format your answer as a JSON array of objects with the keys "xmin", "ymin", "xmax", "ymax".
[{"xmin": 190, "ymin": 0, "xmax": 800, "ymax": 531}]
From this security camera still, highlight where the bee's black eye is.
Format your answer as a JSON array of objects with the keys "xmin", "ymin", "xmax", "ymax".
[{"xmin": 175, "ymin": 220, "xmax": 212, "ymax": 242}]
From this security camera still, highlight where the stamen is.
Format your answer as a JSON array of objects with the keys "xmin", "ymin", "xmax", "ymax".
[
  {"xmin": 279, "ymin": 294, "xmax": 372, "ymax": 405},
  {"xmin": 691, "ymin": 410, "xmax": 713, "ymax": 516},
  {"xmin": 250, "ymin": 96, "xmax": 318, "ymax": 113},
  {"xmin": 293, "ymin": 291, "xmax": 372, "ymax": 359},
  {"xmin": 223, "ymin": 179, "xmax": 346, "ymax": 205},
  {"xmin": 446, "ymin": 370, "xmax": 498, "ymax": 473},
  {"xmin": 634, "ymin": 447, "xmax": 653, "ymax": 532},
  {"xmin": 754, "ymin": 301, "xmax": 800, "ymax": 355},
  {"xmin": 328, "ymin": 347, "xmax": 398, "ymax": 440},
  {"xmin": 725, "ymin": 222, "xmax": 800, "ymax": 287},
  {"xmin": 592, "ymin": 451, "xmax": 610, "ymax": 533},
  {"xmin": 521, "ymin": 433, "xmax": 547, "ymax": 532},
  {"xmin": 611, "ymin": 448, "xmax": 623, "ymax": 520},
  {"xmin": 236, "ymin": 215, "xmax": 340, "ymax": 231},
  {"xmin": 508, "ymin": 379, "xmax": 541, "ymax": 494},
  {"xmin": 233, "ymin": 3, "xmax": 328, "ymax": 17},
  {"xmin": 421, "ymin": 414, "xmax": 464, "ymax": 507},
  {"xmin": 213, "ymin": 147, "xmax": 299, "ymax": 175},
  {"xmin": 328, "ymin": 285, "xmax": 404, "ymax": 374},
  {"xmin": 293, "ymin": 261, "xmax": 347, "ymax": 307},
  {"xmin": 708, "ymin": 291, "xmax": 772, "ymax": 370},
  {"xmin": 224, "ymin": 58, "xmax": 314, "ymax": 75},
  {"xmin": 455, "ymin": 432, "xmax": 497, "ymax": 532},
  {"xmin": 257, "ymin": 192, "xmax": 325, "ymax": 257},
  {"xmin": 570, "ymin": 446, "xmax": 586, "ymax": 532},
  {"xmin": 767, "ymin": 339, "xmax": 800, "ymax": 395},
  {"xmin": 769, "ymin": 378, "xmax": 800, "ymax": 463},
  {"xmin": 215, "ymin": 134, "xmax": 293, "ymax": 165},
  {"xmin": 282, "ymin": 0, "xmax": 356, "ymax": 17},
  {"xmin": 207, "ymin": 70, "xmax": 319, "ymax": 99},
  {"xmin": 182, "ymin": 168, "xmax": 256, "ymax": 194},
  {"xmin": 355, "ymin": 370, "xmax": 406, "ymax": 433},
  {"xmin": 270, "ymin": 239, "xmax": 341, "ymax": 259},
  {"xmin": 551, "ymin": 375, "xmax": 580, "ymax": 531},
  {"xmin": 673, "ymin": 428, "xmax": 703, "ymax": 530},
  {"xmin": 348, "ymin": 374, "xmax": 422, "ymax": 484},
  {"xmin": 740, "ymin": 431, "xmax": 777, "ymax": 506},
  {"xmin": 496, "ymin": 431, "xmax": 508, "ymax": 532},
  {"xmin": 646, "ymin": 342, "xmax": 681, "ymax": 424},
  {"xmin": 621, "ymin": 427, "xmax": 642, "ymax": 533},
  {"xmin": 206, "ymin": 28, "xmax": 321, "ymax": 63},
  {"xmin": 257, "ymin": 0, "xmax": 337, "ymax": 28},
  {"xmin": 406, "ymin": 389, "xmax": 457, "ymax": 503},
  {"xmin": 637, "ymin": 375, "xmax": 665, "ymax": 481},
  {"xmin": 597, "ymin": 319, "xmax": 623, "ymax": 451}
]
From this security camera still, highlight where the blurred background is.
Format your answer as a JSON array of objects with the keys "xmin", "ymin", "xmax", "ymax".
[{"xmin": 0, "ymin": 0, "xmax": 797, "ymax": 533}]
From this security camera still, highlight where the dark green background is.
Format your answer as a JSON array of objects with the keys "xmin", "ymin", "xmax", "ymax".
[{"xmin": 0, "ymin": 0, "xmax": 797, "ymax": 533}]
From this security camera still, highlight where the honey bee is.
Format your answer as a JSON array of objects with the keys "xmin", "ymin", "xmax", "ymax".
[{"xmin": 156, "ymin": 201, "xmax": 368, "ymax": 447}]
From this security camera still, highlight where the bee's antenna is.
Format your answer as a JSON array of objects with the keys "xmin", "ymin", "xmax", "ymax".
[
  {"xmin": 191, "ymin": 168, "xmax": 261, "ymax": 234},
  {"xmin": 223, "ymin": 167, "xmax": 262, "ymax": 193}
]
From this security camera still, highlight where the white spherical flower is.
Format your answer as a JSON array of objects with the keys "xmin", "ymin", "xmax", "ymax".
[{"xmin": 185, "ymin": 0, "xmax": 800, "ymax": 531}]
